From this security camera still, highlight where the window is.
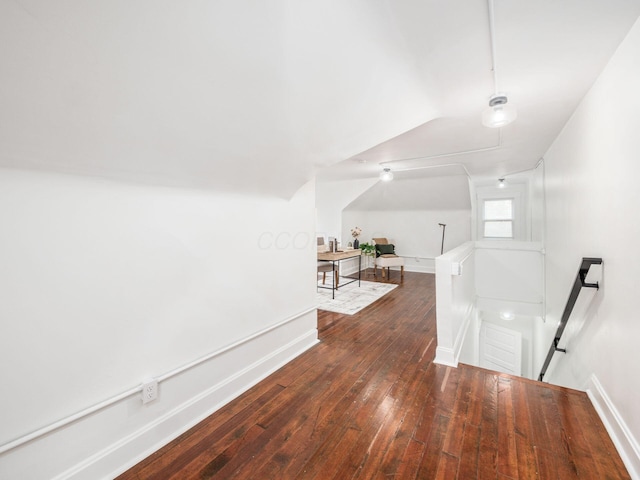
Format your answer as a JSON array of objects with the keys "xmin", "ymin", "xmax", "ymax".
[
  {"xmin": 476, "ymin": 182, "xmax": 526, "ymax": 240},
  {"xmin": 483, "ymin": 198, "xmax": 513, "ymax": 238}
]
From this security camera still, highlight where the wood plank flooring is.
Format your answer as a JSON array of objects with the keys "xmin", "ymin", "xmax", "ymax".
[{"xmin": 117, "ymin": 272, "xmax": 629, "ymax": 479}]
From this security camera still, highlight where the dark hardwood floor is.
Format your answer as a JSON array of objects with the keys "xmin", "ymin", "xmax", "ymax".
[{"xmin": 117, "ymin": 272, "xmax": 629, "ymax": 479}]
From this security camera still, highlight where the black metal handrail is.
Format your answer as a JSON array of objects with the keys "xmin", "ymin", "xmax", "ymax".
[{"xmin": 538, "ymin": 257, "xmax": 602, "ymax": 382}]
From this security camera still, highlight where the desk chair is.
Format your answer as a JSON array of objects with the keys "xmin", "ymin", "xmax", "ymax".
[{"xmin": 317, "ymin": 237, "xmax": 339, "ymax": 286}]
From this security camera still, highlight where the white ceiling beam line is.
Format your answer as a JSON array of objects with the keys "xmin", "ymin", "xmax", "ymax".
[
  {"xmin": 500, "ymin": 158, "xmax": 546, "ymax": 179},
  {"xmin": 379, "ymin": 130, "xmax": 502, "ymax": 172},
  {"xmin": 378, "ymin": 162, "xmax": 472, "ymax": 179}
]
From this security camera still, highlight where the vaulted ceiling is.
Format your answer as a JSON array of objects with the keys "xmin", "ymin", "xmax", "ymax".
[{"xmin": 1, "ymin": 1, "xmax": 639, "ymax": 198}]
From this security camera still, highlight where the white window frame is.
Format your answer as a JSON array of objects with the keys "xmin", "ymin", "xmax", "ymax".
[
  {"xmin": 482, "ymin": 198, "xmax": 514, "ymax": 239},
  {"xmin": 476, "ymin": 184, "xmax": 526, "ymax": 241}
]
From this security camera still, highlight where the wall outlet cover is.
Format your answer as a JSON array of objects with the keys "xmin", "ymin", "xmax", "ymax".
[{"xmin": 141, "ymin": 379, "xmax": 158, "ymax": 404}]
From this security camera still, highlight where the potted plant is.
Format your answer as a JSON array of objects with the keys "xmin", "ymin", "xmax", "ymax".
[
  {"xmin": 358, "ymin": 242, "xmax": 375, "ymax": 256},
  {"xmin": 358, "ymin": 242, "xmax": 375, "ymax": 273}
]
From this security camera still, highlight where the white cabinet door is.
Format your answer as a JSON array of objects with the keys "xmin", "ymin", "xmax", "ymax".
[{"xmin": 480, "ymin": 322, "xmax": 522, "ymax": 376}]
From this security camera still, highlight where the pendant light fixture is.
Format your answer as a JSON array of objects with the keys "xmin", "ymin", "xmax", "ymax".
[
  {"xmin": 380, "ymin": 167, "xmax": 393, "ymax": 182},
  {"xmin": 482, "ymin": 94, "xmax": 517, "ymax": 128},
  {"xmin": 482, "ymin": 0, "xmax": 517, "ymax": 128}
]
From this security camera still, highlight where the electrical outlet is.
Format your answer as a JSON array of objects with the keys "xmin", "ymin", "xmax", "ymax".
[{"xmin": 141, "ymin": 379, "xmax": 158, "ymax": 404}]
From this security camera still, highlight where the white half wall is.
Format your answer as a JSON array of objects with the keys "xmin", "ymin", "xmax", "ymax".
[
  {"xmin": 0, "ymin": 169, "xmax": 319, "ymax": 479},
  {"xmin": 543, "ymin": 16, "xmax": 640, "ymax": 477},
  {"xmin": 434, "ymin": 241, "xmax": 475, "ymax": 367}
]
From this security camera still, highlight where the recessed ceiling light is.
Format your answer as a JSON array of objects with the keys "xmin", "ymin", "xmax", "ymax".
[
  {"xmin": 380, "ymin": 168, "xmax": 393, "ymax": 182},
  {"xmin": 500, "ymin": 311, "xmax": 515, "ymax": 321}
]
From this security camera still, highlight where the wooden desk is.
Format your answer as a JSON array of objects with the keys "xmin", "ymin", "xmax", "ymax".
[{"xmin": 317, "ymin": 249, "xmax": 361, "ymax": 299}]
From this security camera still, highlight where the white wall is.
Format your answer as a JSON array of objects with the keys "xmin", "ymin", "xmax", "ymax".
[
  {"xmin": 316, "ymin": 178, "xmax": 378, "ymax": 242},
  {"xmin": 530, "ymin": 163, "xmax": 545, "ymax": 243},
  {"xmin": 458, "ymin": 312, "xmax": 480, "ymax": 367},
  {"xmin": 543, "ymin": 16, "xmax": 640, "ymax": 477},
  {"xmin": 475, "ymin": 241, "xmax": 544, "ymax": 313},
  {"xmin": 0, "ymin": 169, "xmax": 318, "ymax": 479},
  {"xmin": 342, "ymin": 209, "xmax": 471, "ymax": 273}
]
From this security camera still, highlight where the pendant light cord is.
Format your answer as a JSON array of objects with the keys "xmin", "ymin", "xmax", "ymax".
[{"xmin": 487, "ymin": 0, "xmax": 499, "ymax": 95}]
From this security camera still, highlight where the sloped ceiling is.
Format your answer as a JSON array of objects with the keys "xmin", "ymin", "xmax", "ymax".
[
  {"xmin": 318, "ymin": 0, "xmax": 640, "ymax": 183},
  {"xmin": 1, "ymin": 1, "xmax": 639, "ymax": 197}
]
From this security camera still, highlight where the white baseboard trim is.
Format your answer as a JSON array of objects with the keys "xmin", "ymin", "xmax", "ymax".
[
  {"xmin": 0, "ymin": 309, "xmax": 318, "ymax": 480},
  {"xmin": 586, "ymin": 374, "xmax": 640, "ymax": 480},
  {"xmin": 339, "ymin": 265, "xmax": 435, "ymax": 276},
  {"xmin": 340, "ymin": 265, "xmax": 361, "ymax": 277},
  {"xmin": 404, "ymin": 264, "xmax": 435, "ymax": 274},
  {"xmin": 434, "ymin": 346, "xmax": 457, "ymax": 367}
]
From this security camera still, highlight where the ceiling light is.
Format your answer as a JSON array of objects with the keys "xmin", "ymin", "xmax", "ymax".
[
  {"xmin": 380, "ymin": 168, "xmax": 393, "ymax": 182},
  {"xmin": 500, "ymin": 311, "xmax": 515, "ymax": 321},
  {"xmin": 482, "ymin": 94, "xmax": 517, "ymax": 128},
  {"xmin": 497, "ymin": 178, "xmax": 506, "ymax": 188}
]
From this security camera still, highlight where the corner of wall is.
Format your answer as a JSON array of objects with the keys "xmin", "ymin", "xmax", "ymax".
[{"xmin": 586, "ymin": 374, "xmax": 640, "ymax": 479}]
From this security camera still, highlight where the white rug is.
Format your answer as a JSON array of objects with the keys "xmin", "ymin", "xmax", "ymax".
[{"xmin": 317, "ymin": 276, "xmax": 398, "ymax": 315}]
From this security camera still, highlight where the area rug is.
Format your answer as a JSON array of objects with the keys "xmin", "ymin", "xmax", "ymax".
[{"xmin": 317, "ymin": 276, "xmax": 398, "ymax": 315}]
